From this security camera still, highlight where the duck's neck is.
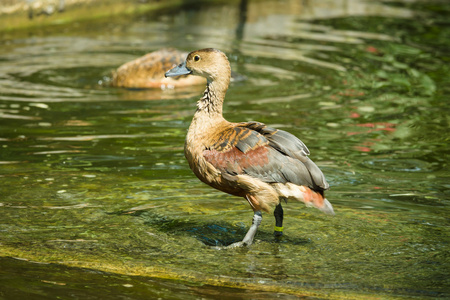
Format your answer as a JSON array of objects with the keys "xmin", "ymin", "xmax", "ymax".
[
  {"xmin": 195, "ymin": 75, "xmax": 230, "ymax": 117},
  {"xmin": 187, "ymin": 75, "xmax": 231, "ymax": 151}
]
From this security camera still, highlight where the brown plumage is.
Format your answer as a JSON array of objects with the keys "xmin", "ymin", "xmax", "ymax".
[
  {"xmin": 112, "ymin": 48, "xmax": 206, "ymax": 88},
  {"xmin": 165, "ymin": 48, "xmax": 334, "ymax": 248}
]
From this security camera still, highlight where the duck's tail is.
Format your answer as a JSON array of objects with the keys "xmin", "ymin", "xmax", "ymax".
[{"xmin": 273, "ymin": 183, "xmax": 335, "ymax": 215}]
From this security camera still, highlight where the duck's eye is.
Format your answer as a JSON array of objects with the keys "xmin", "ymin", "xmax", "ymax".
[{"xmin": 194, "ymin": 55, "xmax": 200, "ymax": 62}]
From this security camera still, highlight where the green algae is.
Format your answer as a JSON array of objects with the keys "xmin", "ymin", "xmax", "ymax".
[
  {"xmin": 1, "ymin": 173, "xmax": 448, "ymax": 298},
  {"xmin": 1, "ymin": 0, "xmax": 449, "ymax": 298}
]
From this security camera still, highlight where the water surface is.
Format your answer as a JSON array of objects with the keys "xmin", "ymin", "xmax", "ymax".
[{"xmin": 0, "ymin": 0, "xmax": 449, "ymax": 299}]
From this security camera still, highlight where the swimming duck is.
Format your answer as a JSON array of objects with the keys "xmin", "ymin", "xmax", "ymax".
[
  {"xmin": 112, "ymin": 48, "xmax": 206, "ymax": 89},
  {"xmin": 165, "ymin": 48, "xmax": 334, "ymax": 248}
]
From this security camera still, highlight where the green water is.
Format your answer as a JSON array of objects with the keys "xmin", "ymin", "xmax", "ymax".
[{"xmin": 0, "ymin": 0, "xmax": 449, "ymax": 299}]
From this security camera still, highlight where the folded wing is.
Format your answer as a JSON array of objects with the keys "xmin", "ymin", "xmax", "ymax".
[{"xmin": 203, "ymin": 122, "xmax": 329, "ymax": 193}]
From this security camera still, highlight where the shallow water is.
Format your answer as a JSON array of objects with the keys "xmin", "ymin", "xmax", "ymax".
[{"xmin": 0, "ymin": 0, "xmax": 449, "ymax": 299}]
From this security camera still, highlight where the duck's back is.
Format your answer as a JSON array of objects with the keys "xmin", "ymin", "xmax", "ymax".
[{"xmin": 112, "ymin": 48, "xmax": 205, "ymax": 88}]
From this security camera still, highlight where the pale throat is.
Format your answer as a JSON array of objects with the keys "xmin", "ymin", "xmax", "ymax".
[{"xmin": 196, "ymin": 78, "xmax": 229, "ymax": 116}]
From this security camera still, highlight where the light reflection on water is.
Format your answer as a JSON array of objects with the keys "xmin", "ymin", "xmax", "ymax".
[{"xmin": 0, "ymin": 0, "xmax": 449, "ymax": 299}]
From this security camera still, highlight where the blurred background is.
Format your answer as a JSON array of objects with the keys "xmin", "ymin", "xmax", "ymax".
[{"xmin": 0, "ymin": 0, "xmax": 449, "ymax": 299}]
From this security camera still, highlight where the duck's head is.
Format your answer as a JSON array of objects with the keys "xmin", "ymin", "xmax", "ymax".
[{"xmin": 165, "ymin": 48, "xmax": 230, "ymax": 84}]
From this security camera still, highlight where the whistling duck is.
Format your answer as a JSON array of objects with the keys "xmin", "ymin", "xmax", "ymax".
[
  {"xmin": 165, "ymin": 48, "xmax": 334, "ymax": 248},
  {"xmin": 112, "ymin": 48, "xmax": 206, "ymax": 89}
]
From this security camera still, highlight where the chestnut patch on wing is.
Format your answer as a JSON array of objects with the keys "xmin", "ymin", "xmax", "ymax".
[{"xmin": 203, "ymin": 146, "xmax": 269, "ymax": 174}]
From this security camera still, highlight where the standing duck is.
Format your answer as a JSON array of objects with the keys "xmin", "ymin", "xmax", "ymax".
[{"xmin": 165, "ymin": 48, "xmax": 334, "ymax": 248}]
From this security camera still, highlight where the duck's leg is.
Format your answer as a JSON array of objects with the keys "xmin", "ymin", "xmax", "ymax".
[
  {"xmin": 226, "ymin": 211, "xmax": 262, "ymax": 248},
  {"xmin": 273, "ymin": 203, "xmax": 284, "ymax": 237},
  {"xmin": 241, "ymin": 210, "xmax": 263, "ymax": 245},
  {"xmin": 224, "ymin": 195, "xmax": 264, "ymax": 248}
]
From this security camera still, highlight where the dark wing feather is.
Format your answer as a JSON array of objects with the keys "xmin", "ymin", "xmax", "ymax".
[
  {"xmin": 203, "ymin": 122, "xmax": 329, "ymax": 192},
  {"xmin": 240, "ymin": 122, "xmax": 329, "ymax": 190},
  {"xmin": 241, "ymin": 122, "xmax": 310, "ymax": 159}
]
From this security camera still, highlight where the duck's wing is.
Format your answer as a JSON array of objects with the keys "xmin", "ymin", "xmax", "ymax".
[{"xmin": 203, "ymin": 122, "xmax": 329, "ymax": 191}]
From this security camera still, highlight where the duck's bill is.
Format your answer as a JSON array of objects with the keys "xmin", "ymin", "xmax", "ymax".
[{"xmin": 165, "ymin": 62, "xmax": 192, "ymax": 77}]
